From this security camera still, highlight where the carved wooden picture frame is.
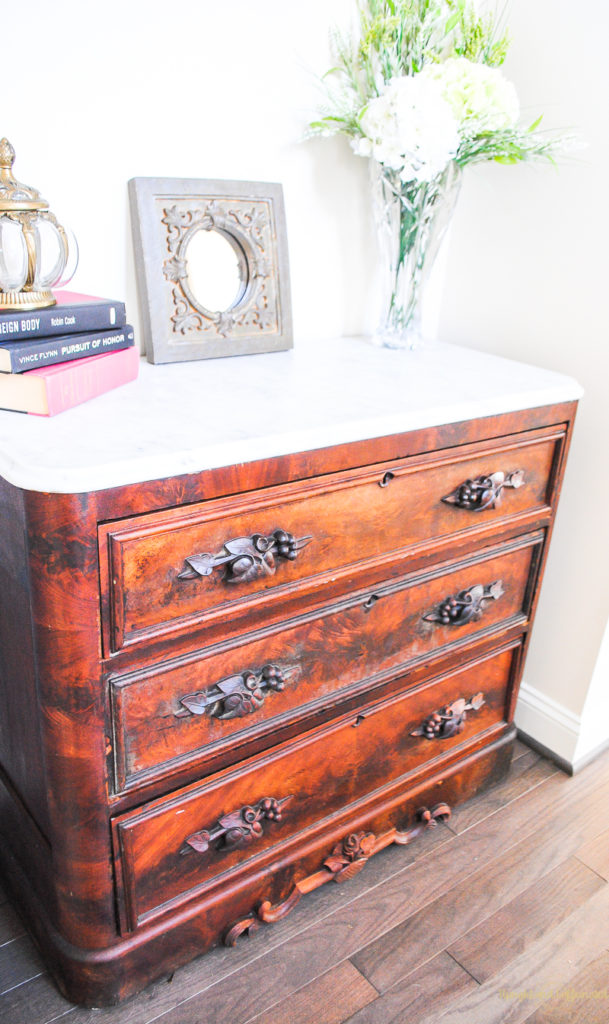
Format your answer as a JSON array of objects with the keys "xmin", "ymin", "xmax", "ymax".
[{"xmin": 129, "ymin": 177, "xmax": 293, "ymax": 363}]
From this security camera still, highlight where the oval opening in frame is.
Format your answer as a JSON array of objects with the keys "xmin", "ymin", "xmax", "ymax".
[{"xmin": 184, "ymin": 228, "xmax": 247, "ymax": 314}]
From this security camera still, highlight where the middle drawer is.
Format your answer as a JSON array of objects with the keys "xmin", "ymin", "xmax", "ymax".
[{"xmin": 109, "ymin": 532, "xmax": 541, "ymax": 792}]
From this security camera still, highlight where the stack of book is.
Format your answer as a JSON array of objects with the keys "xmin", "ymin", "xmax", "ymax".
[{"xmin": 0, "ymin": 292, "xmax": 139, "ymax": 416}]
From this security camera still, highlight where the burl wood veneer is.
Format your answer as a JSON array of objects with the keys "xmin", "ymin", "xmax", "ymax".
[{"xmin": 0, "ymin": 343, "xmax": 579, "ymax": 1006}]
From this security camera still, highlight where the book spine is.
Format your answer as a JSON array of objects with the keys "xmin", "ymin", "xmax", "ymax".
[
  {"xmin": 0, "ymin": 300, "xmax": 127, "ymax": 340},
  {"xmin": 5, "ymin": 327, "xmax": 135, "ymax": 373},
  {"xmin": 38, "ymin": 346, "xmax": 140, "ymax": 417}
]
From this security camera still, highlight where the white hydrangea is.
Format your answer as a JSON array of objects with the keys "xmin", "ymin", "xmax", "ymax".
[
  {"xmin": 421, "ymin": 57, "xmax": 519, "ymax": 136},
  {"xmin": 352, "ymin": 74, "xmax": 460, "ymax": 182}
]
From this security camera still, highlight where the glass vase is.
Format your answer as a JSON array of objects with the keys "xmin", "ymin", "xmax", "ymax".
[{"xmin": 370, "ymin": 160, "xmax": 462, "ymax": 349}]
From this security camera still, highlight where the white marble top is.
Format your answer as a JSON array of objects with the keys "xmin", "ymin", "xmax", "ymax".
[{"xmin": 0, "ymin": 337, "xmax": 582, "ymax": 494}]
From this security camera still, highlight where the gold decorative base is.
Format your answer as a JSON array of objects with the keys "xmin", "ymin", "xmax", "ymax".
[{"xmin": 0, "ymin": 289, "xmax": 56, "ymax": 312}]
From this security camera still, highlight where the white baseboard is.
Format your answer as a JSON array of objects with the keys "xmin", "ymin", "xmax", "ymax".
[{"xmin": 515, "ymin": 681, "xmax": 581, "ymax": 767}]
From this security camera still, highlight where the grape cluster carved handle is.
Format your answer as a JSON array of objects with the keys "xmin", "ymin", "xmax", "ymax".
[
  {"xmin": 424, "ymin": 580, "xmax": 504, "ymax": 627},
  {"xmin": 174, "ymin": 663, "xmax": 292, "ymax": 721},
  {"xmin": 180, "ymin": 795, "xmax": 292, "ymax": 856},
  {"xmin": 178, "ymin": 530, "xmax": 312, "ymax": 585},
  {"xmin": 412, "ymin": 693, "xmax": 485, "ymax": 740},
  {"xmin": 442, "ymin": 470, "xmax": 525, "ymax": 512},
  {"xmin": 223, "ymin": 803, "xmax": 451, "ymax": 945}
]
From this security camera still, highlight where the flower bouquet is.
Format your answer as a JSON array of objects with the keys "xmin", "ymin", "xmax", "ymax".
[{"xmin": 311, "ymin": 0, "xmax": 565, "ymax": 348}]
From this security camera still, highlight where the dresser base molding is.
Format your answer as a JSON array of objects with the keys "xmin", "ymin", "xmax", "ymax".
[{"xmin": 0, "ymin": 728, "xmax": 513, "ymax": 1007}]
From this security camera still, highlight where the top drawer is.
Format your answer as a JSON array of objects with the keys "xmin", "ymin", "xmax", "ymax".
[{"xmin": 100, "ymin": 427, "xmax": 562, "ymax": 653}]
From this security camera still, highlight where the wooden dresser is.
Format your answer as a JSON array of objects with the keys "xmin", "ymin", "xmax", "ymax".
[{"xmin": 0, "ymin": 339, "xmax": 580, "ymax": 1005}]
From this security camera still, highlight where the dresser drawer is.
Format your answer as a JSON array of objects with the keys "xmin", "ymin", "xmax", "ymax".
[
  {"xmin": 112, "ymin": 641, "xmax": 519, "ymax": 930},
  {"xmin": 100, "ymin": 428, "xmax": 560, "ymax": 653},
  {"xmin": 109, "ymin": 533, "xmax": 541, "ymax": 792}
]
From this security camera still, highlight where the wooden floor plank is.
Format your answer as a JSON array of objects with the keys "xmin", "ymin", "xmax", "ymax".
[
  {"xmin": 350, "ymin": 767, "xmax": 609, "ymax": 992},
  {"xmin": 343, "ymin": 952, "xmax": 477, "ymax": 1024},
  {"xmin": 0, "ymin": 934, "xmax": 44, "ymax": 998},
  {"xmin": 575, "ymin": 826, "xmax": 609, "ymax": 880},
  {"xmin": 0, "ymin": 902, "xmax": 25, "ymax": 947},
  {"xmin": 447, "ymin": 857, "xmax": 606, "ymax": 982},
  {"xmin": 512, "ymin": 739, "xmax": 531, "ymax": 762},
  {"xmin": 426, "ymin": 883, "xmax": 609, "ymax": 1024},
  {"xmin": 244, "ymin": 961, "xmax": 378, "ymax": 1024},
  {"xmin": 522, "ymin": 951, "xmax": 609, "ymax": 1024},
  {"xmin": 106, "ymin": 932, "xmax": 356, "ymax": 1024},
  {"xmin": 445, "ymin": 752, "xmax": 554, "ymax": 834},
  {"xmin": 0, "ymin": 971, "xmax": 75, "ymax": 1024}
]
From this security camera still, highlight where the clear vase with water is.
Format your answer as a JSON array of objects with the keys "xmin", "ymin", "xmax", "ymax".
[{"xmin": 370, "ymin": 160, "xmax": 462, "ymax": 349}]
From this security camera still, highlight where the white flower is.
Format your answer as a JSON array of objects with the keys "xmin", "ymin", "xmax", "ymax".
[
  {"xmin": 355, "ymin": 74, "xmax": 460, "ymax": 182},
  {"xmin": 421, "ymin": 57, "xmax": 519, "ymax": 136},
  {"xmin": 352, "ymin": 136, "xmax": 374, "ymax": 158}
]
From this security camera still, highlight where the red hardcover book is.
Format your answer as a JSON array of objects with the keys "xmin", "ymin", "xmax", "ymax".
[{"xmin": 0, "ymin": 345, "xmax": 140, "ymax": 416}]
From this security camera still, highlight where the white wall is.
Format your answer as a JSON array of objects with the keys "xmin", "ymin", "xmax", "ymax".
[
  {"xmin": 6, "ymin": 0, "xmax": 607, "ymax": 765},
  {"xmin": 4, "ymin": 0, "xmax": 373, "ymax": 340},
  {"xmin": 439, "ymin": 0, "xmax": 609, "ymax": 765},
  {"xmin": 573, "ymin": 616, "xmax": 609, "ymax": 769}
]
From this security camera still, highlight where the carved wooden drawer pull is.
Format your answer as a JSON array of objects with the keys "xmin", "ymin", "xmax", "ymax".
[
  {"xmin": 411, "ymin": 693, "xmax": 485, "ymax": 740},
  {"xmin": 223, "ymin": 803, "xmax": 451, "ymax": 944},
  {"xmin": 174, "ymin": 663, "xmax": 291, "ymax": 721},
  {"xmin": 181, "ymin": 795, "xmax": 292, "ymax": 856},
  {"xmin": 442, "ymin": 470, "xmax": 525, "ymax": 512},
  {"xmin": 178, "ymin": 530, "xmax": 312, "ymax": 585},
  {"xmin": 424, "ymin": 580, "xmax": 504, "ymax": 627}
]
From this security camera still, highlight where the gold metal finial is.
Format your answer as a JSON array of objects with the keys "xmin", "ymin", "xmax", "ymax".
[
  {"xmin": 0, "ymin": 138, "xmax": 46, "ymax": 211},
  {"xmin": 0, "ymin": 138, "xmax": 16, "ymax": 169}
]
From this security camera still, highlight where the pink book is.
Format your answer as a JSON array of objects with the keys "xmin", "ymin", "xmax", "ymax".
[{"xmin": 0, "ymin": 345, "xmax": 140, "ymax": 416}]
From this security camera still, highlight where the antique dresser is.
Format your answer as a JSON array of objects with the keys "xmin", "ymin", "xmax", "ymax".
[{"xmin": 0, "ymin": 338, "xmax": 581, "ymax": 1005}]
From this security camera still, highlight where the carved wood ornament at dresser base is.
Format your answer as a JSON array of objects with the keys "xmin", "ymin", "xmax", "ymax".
[{"xmin": 0, "ymin": 351, "xmax": 579, "ymax": 1006}]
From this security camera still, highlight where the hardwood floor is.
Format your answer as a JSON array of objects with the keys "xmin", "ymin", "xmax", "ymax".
[{"xmin": 1, "ymin": 739, "xmax": 608, "ymax": 1024}]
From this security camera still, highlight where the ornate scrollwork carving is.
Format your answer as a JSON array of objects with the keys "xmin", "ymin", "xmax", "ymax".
[
  {"xmin": 174, "ymin": 663, "xmax": 291, "ymax": 720},
  {"xmin": 161, "ymin": 198, "xmax": 277, "ymax": 340},
  {"xmin": 181, "ymin": 795, "xmax": 292, "ymax": 856},
  {"xmin": 224, "ymin": 916, "xmax": 261, "ymax": 947},
  {"xmin": 225, "ymin": 804, "xmax": 451, "ymax": 941},
  {"xmin": 442, "ymin": 470, "xmax": 525, "ymax": 512},
  {"xmin": 423, "ymin": 580, "xmax": 504, "ymax": 627},
  {"xmin": 177, "ymin": 529, "xmax": 312, "ymax": 585},
  {"xmin": 411, "ymin": 693, "xmax": 485, "ymax": 740},
  {"xmin": 322, "ymin": 831, "xmax": 377, "ymax": 882}
]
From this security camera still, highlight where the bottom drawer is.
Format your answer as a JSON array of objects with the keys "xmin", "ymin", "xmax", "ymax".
[{"xmin": 113, "ymin": 641, "xmax": 521, "ymax": 931}]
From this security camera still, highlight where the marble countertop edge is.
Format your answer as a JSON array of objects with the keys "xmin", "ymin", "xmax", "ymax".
[{"xmin": 0, "ymin": 378, "xmax": 583, "ymax": 495}]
